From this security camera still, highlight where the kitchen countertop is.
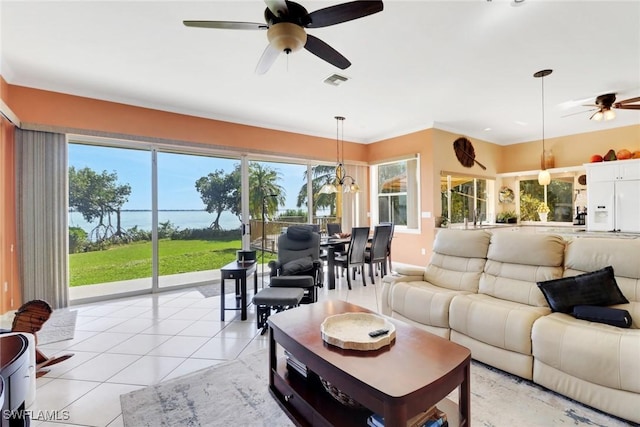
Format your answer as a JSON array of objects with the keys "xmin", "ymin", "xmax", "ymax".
[{"xmin": 444, "ymin": 223, "xmax": 639, "ymax": 239}]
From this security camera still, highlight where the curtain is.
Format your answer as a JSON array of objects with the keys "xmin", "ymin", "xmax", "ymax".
[
  {"xmin": 342, "ymin": 164, "xmax": 368, "ymax": 230},
  {"xmin": 16, "ymin": 129, "xmax": 68, "ymax": 309}
]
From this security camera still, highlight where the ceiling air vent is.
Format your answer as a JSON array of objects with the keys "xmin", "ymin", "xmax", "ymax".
[{"xmin": 324, "ymin": 74, "xmax": 349, "ymax": 87}]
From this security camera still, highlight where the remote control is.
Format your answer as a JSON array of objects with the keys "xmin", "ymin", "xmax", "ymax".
[{"xmin": 368, "ymin": 329, "xmax": 389, "ymax": 338}]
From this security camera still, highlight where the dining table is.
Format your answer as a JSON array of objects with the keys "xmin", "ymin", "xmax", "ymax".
[{"xmin": 320, "ymin": 237, "xmax": 351, "ymax": 290}]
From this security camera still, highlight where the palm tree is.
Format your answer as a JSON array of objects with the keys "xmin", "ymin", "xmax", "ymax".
[
  {"xmin": 296, "ymin": 165, "xmax": 338, "ymax": 216},
  {"xmin": 249, "ymin": 162, "xmax": 286, "ymax": 219}
]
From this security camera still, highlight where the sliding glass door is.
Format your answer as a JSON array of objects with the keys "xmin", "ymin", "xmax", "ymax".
[
  {"xmin": 68, "ymin": 140, "xmax": 332, "ymax": 301},
  {"xmin": 156, "ymin": 152, "xmax": 242, "ymax": 289},
  {"xmin": 68, "ymin": 143, "xmax": 152, "ymax": 299}
]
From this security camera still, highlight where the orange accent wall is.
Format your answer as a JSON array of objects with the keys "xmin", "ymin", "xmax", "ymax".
[
  {"xmin": 6, "ymin": 84, "xmax": 368, "ymax": 162},
  {"xmin": 499, "ymin": 125, "xmax": 640, "ymax": 173},
  {"xmin": 0, "ymin": 114, "xmax": 21, "ymax": 313}
]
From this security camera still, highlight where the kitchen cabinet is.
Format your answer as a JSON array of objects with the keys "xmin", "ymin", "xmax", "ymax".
[{"xmin": 586, "ymin": 159, "xmax": 640, "ymax": 233}]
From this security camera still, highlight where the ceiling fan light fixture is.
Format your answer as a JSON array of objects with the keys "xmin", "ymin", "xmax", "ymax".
[
  {"xmin": 267, "ymin": 22, "xmax": 307, "ymax": 53},
  {"xmin": 590, "ymin": 110, "xmax": 604, "ymax": 121},
  {"xmin": 603, "ymin": 108, "xmax": 616, "ymax": 121}
]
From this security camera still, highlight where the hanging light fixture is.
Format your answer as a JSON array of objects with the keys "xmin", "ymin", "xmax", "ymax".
[
  {"xmin": 319, "ymin": 116, "xmax": 360, "ymax": 194},
  {"xmin": 534, "ymin": 69, "xmax": 553, "ymax": 186}
]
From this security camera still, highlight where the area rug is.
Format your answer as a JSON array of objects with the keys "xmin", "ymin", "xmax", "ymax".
[
  {"xmin": 120, "ymin": 349, "xmax": 633, "ymax": 427},
  {"xmin": 37, "ymin": 309, "xmax": 78, "ymax": 345},
  {"xmin": 196, "ymin": 283, "xmax": 222, "ymax": 298},
  {"xmin": 120, "ymin": 350, "xmax": 290, "ymax": 427}
]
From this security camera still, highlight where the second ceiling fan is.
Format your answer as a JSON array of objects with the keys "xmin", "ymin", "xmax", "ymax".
[
  {"xmin": 184, "ymin": 0, "xmax": 383, "ymax": 74},
  {"xmin": 583, "ymin": 93, "xmax": 640, "ymax": 121}
]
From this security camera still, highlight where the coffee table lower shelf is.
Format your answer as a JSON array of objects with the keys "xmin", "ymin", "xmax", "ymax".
[{"xmin": 270, "ymin": 362, "xmax": 462, "ymax": 427}]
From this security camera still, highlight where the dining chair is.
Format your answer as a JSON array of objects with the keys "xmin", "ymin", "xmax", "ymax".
[
  {"xmin": 323, "ymin": 223, "xmax": 347, "ymax": 275},
  {"xmin": 333, "ymin": 227, "xmax": 369, "ymax": 290},
  {"xmin": 364, "ymin": 224, "xmax": 393, "ymax": 284},
  {"xmin": 379, "ymin": 221, "xmax": 395, "ymax": 273},
  {"xmin": 326, "ymin": 223, "xmax": 342, "ymax": 236}
]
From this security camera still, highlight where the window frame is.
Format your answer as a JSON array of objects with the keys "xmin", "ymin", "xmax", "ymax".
[{"xmin": 370, "ymin": 155, "xmax": 421, "ymax": 233}]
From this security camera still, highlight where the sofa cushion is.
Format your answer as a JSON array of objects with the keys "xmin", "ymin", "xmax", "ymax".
[
  {"xmin": 564, "ymin": 237, "xmax": 640, "ymax": 304},
  {"xmin": 423, "ymin": 229, "xmax": 490, "ymax": 292},
  {"xmin": 532, "ymin": 313, "xmax": 640, "ymax": 394},
  {"xmin": 425, "ymin": 255, "xmax": 486, "ymax": 292},
  {"xmin": 537, "ymin": 266, "xmax": 629, "ymax": 313},
  {"xmin": 432, "ymin": 229, "xmax": 491, "ymax": 258},
  {"xmin": 449, "ymin": 293, "xmax": 550, "ymax": 355},
  {"xmin": 388, "ymin": 281, "xmax": 468, "ymax": 329},
  {"xmin": 479, "ymin": 233, "xmax": 565, "ymax": 306}
]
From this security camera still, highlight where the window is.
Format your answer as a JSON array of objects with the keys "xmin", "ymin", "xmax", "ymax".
[
  {"xmin": 519, "ymin": 177, "xmax": 574, "ymax": 222},
  {"xmin": 371, "ymin": 157, "xmax": 419, "ymax": 230},
  {"xmin": 441, "ymin": 175, "xmax": 492, "ymax": 224}
]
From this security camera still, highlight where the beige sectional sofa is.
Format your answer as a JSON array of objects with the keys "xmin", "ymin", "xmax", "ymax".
[{"xmin": 381, "ymin": 229, "xmax": 640, "ymax": 423}]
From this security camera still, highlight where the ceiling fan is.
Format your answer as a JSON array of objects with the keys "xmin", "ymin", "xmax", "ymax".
[
  {"xmin": 576, "ymin": 93, "xmax": 640, "ymax": 121},
  {"xmin": 183, "ymin": 0, "xmax": 383, "ymax": 74}
]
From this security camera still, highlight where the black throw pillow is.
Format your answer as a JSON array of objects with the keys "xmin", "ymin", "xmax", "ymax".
[
  {"xmin": 537, "ymin": 266, "xmax": 629, "ymax": 313},
  {"xmin": 281, "ymin": 257, "xmax": 314, "ymax": 275},
  {"xmin": 572, "ymin": 305, "xmax": 632, "ymax": 328}
]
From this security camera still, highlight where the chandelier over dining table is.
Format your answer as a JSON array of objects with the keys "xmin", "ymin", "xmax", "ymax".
[{"xmin": 319, "ymin": 116, "xmax": 360, "ymax": 194}]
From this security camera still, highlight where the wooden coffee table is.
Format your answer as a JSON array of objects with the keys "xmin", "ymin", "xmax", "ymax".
[{"xmin": 267, "ymin": 300, "xmax": 471, "ymax": 427}]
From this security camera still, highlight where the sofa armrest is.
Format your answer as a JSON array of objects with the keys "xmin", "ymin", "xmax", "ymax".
[
  {"xmin": 394, "ymin": 265, "xmax": 425, "ymax": 277},
  {"xmin": 381, "ymin": 272, "xmax": 426, "ymax": 316}
]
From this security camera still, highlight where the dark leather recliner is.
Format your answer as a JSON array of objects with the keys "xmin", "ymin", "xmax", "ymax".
[{"xmin": 268, "ymin": 225, "xmax": 323, "ymax": 303}]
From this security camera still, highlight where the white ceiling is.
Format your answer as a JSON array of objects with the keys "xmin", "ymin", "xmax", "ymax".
[{"xmin": 1, "ymin": 0, "xmax": 639, "ymax": 145}]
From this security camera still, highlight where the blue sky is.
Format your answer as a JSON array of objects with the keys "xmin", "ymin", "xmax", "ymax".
[{"xmin": 69, "ymin": 144, "xmax": 308, "ymax": 211}]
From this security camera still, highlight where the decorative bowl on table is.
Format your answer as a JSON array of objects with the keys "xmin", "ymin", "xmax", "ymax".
[{"xmin": 320, "ymin": 312, "xmax": 396, "ymax": 351}]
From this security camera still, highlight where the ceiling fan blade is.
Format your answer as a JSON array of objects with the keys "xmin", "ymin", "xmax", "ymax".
[
  {"xmin": 255, "ymin": 44, "xmax": 281, "ymax": 75},
  {"xmin": 617, "ymin": 104, "xmax": 640, "ymax": 110},
  {"xmin": 561, "ymin": 108, "xmax": 597, "ymax": 118},
  {"xmin": 588, "ymin": 111, "xmax": 599, "ymax": 120},
  {"xmin": 183, "ymin": 21, "xmax": 267, "ymax": 30},
  {"xmin": 307, "ymin": 0, "xmax": 383, "ymax": 28},
  {"xmin": 616, "ymin": 96, "xmax": 640, "ymax": 105},
  {"xmin": 265, "ymin": 0, "xmax": 288, "ymax": 17},
  {"xmin": 304, "ymin": 34, "xmax": 351, "ymax": 69}
]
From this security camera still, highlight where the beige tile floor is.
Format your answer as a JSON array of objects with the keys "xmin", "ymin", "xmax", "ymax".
[{"xmin": 30, "ymin": 271, "xmax": 384, "ymax": 427}]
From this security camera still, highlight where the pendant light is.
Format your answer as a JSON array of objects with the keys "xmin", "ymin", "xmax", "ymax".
[
  {"xmin": 319, "ymin": 116, "xmax": 360, "ymax": 194},
  {"xmin": 534, "ymin": 69, "xmax": 553, "ymax": 186}
]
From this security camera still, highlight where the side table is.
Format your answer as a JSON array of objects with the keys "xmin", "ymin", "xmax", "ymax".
[{"xmin": 220, "ymin": 260, "xmax": 258, "ymax": 321}]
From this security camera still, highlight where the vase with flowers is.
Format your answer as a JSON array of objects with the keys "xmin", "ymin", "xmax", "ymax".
[{"xmin": 537, "ymin": 202, "xmax": 550, "ymax": 222}]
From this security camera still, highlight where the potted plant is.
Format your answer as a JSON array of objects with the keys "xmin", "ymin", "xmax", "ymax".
[
  {"xmin": 537, "ymin": 202, "xmax": 550, "ymax": 222},
  {"xmin": 435, "ymin": 216, "xmax": 449, "ymax": 228},
  {"xmin": 496, "ymin": 210, "xmax": 517, "ymax": 224}
]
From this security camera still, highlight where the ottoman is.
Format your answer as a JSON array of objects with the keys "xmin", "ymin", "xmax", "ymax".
[
  {"xmin": 252, "ymin": 287, "xmax": 304, "ymax": 334},
  {"xmin": 270, "ymin": 275, "xmax": 316, "ymax": 303}
]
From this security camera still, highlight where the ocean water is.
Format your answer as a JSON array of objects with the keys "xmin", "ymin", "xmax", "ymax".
[{"xmin": 68, "ymin": 210, "xmax": 242, "ymax": 233}]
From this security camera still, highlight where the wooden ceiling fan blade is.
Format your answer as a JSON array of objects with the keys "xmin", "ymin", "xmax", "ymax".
[
  {"xmin": 616, "ymin": 96, "xmax": 640, "ymax": 105},
  {"xmin": 617, "ymin": 104, "xmax": 640, "ymax": 110},
  {"xmin": 255, "ymin": 44, "xmax": 280, "ymax": 75},
  {"xmin": 183, "ymin": 21, "xmax": 267, "ymax": 30},
  {"xmin": 304, "ymin": 34, "xmax": 351, "ymax": 69},
  {"xmin": 264, "ymin": 0, "xmax": 288, "ymax": 18},
  {"xmin": 306, "ymin": 0, "xmax": 383, "ymax": 28}
]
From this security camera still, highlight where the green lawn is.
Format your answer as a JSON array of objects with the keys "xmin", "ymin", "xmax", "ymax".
[{"xmin": 69, "ymin": 239, "xmax": 274, "ymax": 287}]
